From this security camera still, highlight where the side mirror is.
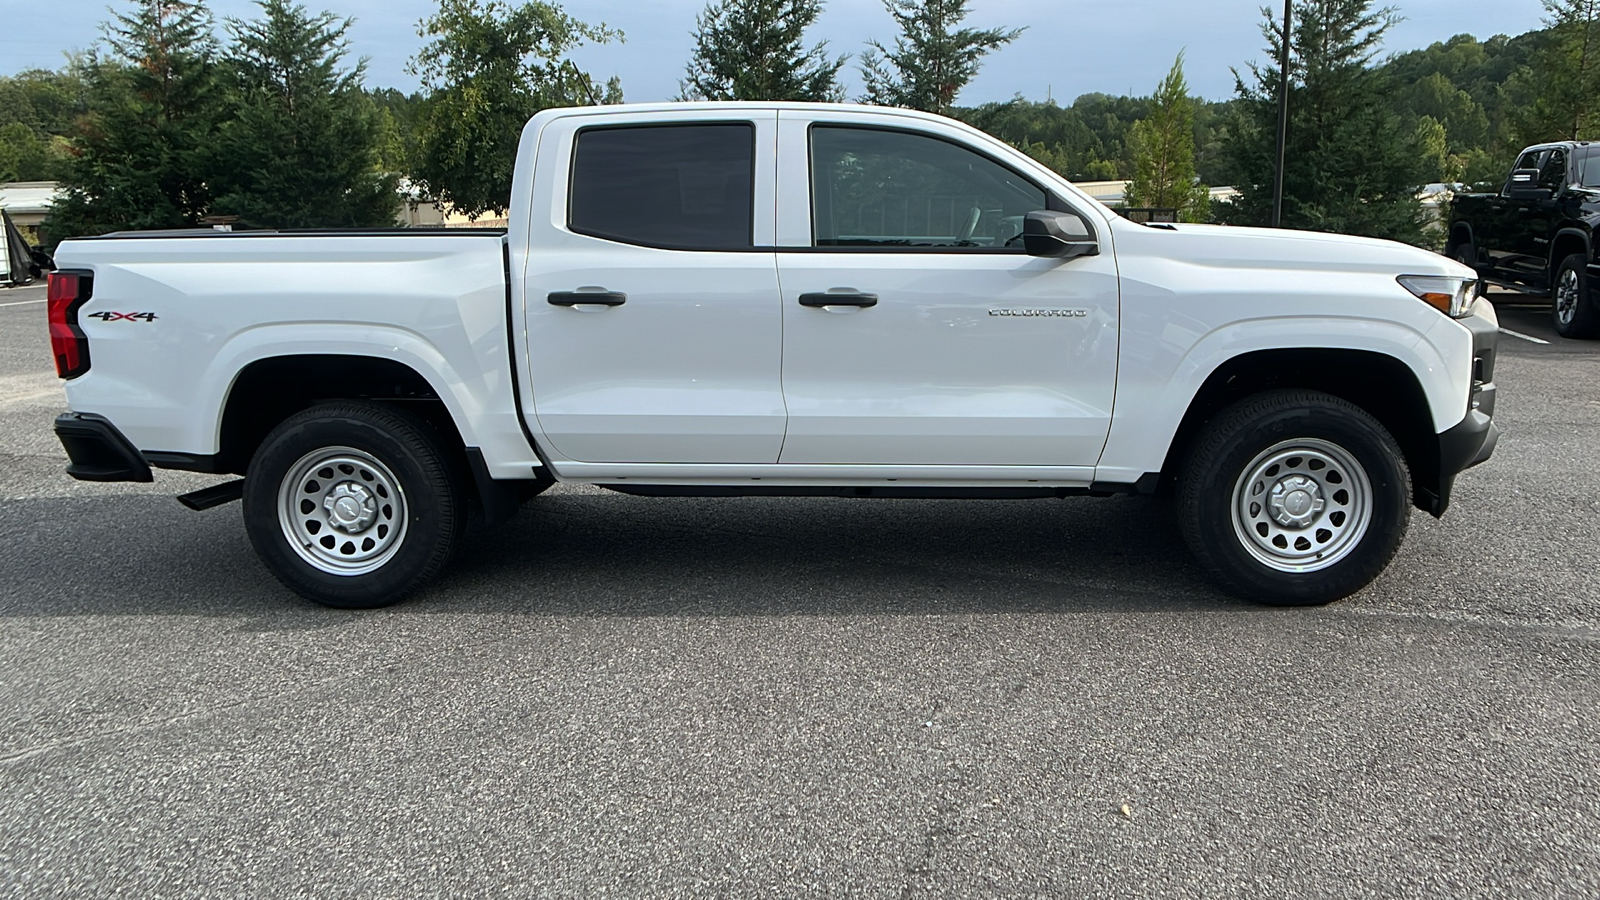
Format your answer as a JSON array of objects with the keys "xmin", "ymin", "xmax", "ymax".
[
  {"xmin": 1505, "ymin": 168, "xmax": 1553, "ymax": 201},
  {"xmin": 1022, "ymin": 210, "xmax": 1099, "ymax": 259}
]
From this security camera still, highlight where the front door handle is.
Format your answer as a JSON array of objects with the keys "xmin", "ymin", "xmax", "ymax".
[
  {"xmin": 549, "ymin": 289, "xmax": 626, "ymax": 307},
  {"xmin": 799, "ymin": 291, "xmax": 878, "ymax": 308}
]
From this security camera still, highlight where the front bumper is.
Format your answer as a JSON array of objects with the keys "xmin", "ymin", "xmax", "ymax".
[
  {"xmin": 1421, "ymin": 304, "xmax": 1498, "ymax": 516},
  {"xmin": 55, "ymin": 413, "xmax": 152, "ymax": 482}
]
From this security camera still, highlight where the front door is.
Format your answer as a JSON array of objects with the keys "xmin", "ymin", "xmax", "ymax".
[
  {"xmin": 523, "ymin": 118, "xmax": 786, "ymax": 464},
  {"xmin": 1506, "ymin": 147, "xmax": 1567, "ymax": 287},
  {"xmin": 774, "ymin": 117, "xmax": 1119, "ymax": 466}
]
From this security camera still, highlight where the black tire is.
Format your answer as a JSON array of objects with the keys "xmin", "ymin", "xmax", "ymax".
[
  {"xmin": 1178, "ymin": 390, "xmax": 1411, "ymax": 606},
  {"xmin": 1551, "ymin": 253, "xmax": 1600, "ymax": 339},
  {"xmin": 243, "ymin": 402, "xmax": 465, "ymax": 609},
  {"xmin": 1452, "ymin": 241, "xmax": 1478, "ymax": 274}
]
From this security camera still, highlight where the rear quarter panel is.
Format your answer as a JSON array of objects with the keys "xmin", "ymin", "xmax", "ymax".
[{"xmin": 52, "ymin": 233, "xmax": 541, "ymax": 478}]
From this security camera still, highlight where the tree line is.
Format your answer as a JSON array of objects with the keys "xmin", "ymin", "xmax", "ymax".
[{"xmin": 1, "ymin": 0, "xmax": 1598, "ymax": 249}]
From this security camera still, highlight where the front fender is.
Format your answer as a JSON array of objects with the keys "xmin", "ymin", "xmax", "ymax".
[{"xmin": 1094, "ymin": 314, "xmax": 1464, "ymax": 484}]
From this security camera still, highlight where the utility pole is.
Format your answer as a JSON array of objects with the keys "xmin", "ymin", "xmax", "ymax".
[{"xmin": 1271, "ymin": 0, "xmax": 1292, "ymax": 228}]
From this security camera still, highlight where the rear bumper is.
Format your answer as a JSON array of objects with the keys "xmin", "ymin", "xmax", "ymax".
[{"xmin": 54, "ymin": 413, "xmax": 152, "ymax": 482}]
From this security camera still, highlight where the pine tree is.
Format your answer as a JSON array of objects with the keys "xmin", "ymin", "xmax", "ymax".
[
  {"xmin": 680, "ymin": 0, "xmax": 844, "ymax": 102},
  {"xmin": 210, "ymin": 0, "xmax": 398, "ymax": 228},
  {"xmin": 860, "ymin": 0, "xmax": 1021, "ymax": 115},
  {"xmin": 1218, "ymin": 0, "xmax": 1427, "ymax": 244},
  {"xmin": 1515, "ymin": 0, "xmax": 1600, "ymax": 143},
  {"xmin": 44, "ymin": 0, "xmax": 222, "ymax": 244},
  {"xmin": 409, "ymin": 0, "xmax": 622, "ymax": 220},
  {"xmin": 1125, "ymin": 54, "xmax": 1209, "ymax": 222}
]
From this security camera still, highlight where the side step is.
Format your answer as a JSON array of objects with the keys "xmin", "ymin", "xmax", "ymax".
[
  {"xmin": 1481, "ymin": 276, "xmax": 1549, "ymax": 298},
  {"xmin": 177, "ymin": 479, "xmax": 245, "ymax": 511}
]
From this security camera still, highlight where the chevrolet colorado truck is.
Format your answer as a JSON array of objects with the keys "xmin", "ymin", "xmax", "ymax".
[
  {"xmin": 1448, "ymin": 140, "xmax": 1600, "ymax": 338},
  {"xmin": 47, "ymin": 102, "xmax": 1499, "ymax": 609}
]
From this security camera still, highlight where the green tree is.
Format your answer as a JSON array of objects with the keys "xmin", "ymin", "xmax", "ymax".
[
  {"xmin": 0, "ymin": 122, "xmax": 54, "ymax": 182},
  {"xmin": 1125, "ymin": 54, "xmax": 1209, "ymax": 222},
  {"xmin": 680, "ymin": 0, "xmax": 844, "ymax": 101},
  {"xmin": 1400, "ymin": 72, "xmax": 1490, "ymax": 151},
  {"xmin": 861, "ymin": 0, "xmax": 1021, "ymax": 114},
  {"xmin": 209, "ymin": 0, "xmax": 398, "ymax": 228},
  {"xmin": 1514, "ymin": 0, "xmax": 1600, "ymax": 144},
  {"xmin": 44, "ymin": 0, "xmax": 222, "ymax": 244},
  {"xmin": 1218, "ymin": 0, "xmax": 1427, "ymax": 244},
  {"xmin": 369, "ymin": 87, "xmax": 425, "ymax": 174},
  {"xmin": 0, "ymin": 67, "xmax": 88, "ymax": 182},
  {"xmin": 409, "ymin": 0, "xmax": 621, "ymax": 220}
]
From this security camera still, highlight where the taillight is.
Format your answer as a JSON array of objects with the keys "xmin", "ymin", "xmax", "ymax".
[{"xmin": 48, "ymin": 270, "xmax": 92, "ymax": 379}]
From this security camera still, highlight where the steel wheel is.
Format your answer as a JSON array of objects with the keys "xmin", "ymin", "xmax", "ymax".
[
  {"xmin": 1555, "ymin": 265, "xmax": 1581, "ymax": 328},
  {"xmin": 1230, "ymin": 438, "xmax": 1372, "ymax": 573},
  {"xmin": 1179, "ymin": 389, "xmax": 1410, "ymax": 606},
  {"xmin": 277, "ymin": 446, "xmax": 409, "ymax": 576}
]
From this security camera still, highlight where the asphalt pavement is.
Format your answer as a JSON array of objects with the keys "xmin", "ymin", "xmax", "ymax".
[{"xmin": 1, "ymin": 281, "xmax": 1596, "ymax": 898}]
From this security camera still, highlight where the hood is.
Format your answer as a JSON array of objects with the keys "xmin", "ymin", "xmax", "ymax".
[{"xmin": 1130, "ymin": 222, "xmax": 1474, "ymax": 280}]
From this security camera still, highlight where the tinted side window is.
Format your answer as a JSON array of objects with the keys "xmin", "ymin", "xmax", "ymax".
[
  {"xmin": 569, "ymin": 124, "xmax": 754, "ymax": 250},
  {"xmin": 1582, "ymin": 148, "xmax": 1600, "ymax": 188},
  {"xmin": 810, "ymin": 126, "xmax": 1046, "ymax": 249},
  {"xmin": 1541, "ymin": 150, "xmax": 1569, "ymax": 190}
]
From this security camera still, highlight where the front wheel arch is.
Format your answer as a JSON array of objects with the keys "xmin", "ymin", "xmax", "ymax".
[{"xmin": 1156, "ymin": 348, "xmax": 1442, "ymax": 514}]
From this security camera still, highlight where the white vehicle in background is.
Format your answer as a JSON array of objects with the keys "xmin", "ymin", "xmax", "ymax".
[{"xmin": 46, "ymin": 102, "xmax": 1498, "ymax": 609}]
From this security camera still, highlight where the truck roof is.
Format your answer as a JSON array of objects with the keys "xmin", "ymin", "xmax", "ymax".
[{"xmin": 1520, "ymin": 140, "xmax": 1598, "ymax": 153}]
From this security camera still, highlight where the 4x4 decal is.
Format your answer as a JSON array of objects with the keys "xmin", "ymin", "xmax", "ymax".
[{"xmin": 86, "ymin": 311, "xmax": 158, "ymax": 322}]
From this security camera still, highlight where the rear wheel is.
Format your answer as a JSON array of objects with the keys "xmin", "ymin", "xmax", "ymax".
[
  {"xmin": 1552, "ymin": 253, "xmax": 1600, "ymax": 339},
  {"xmin": 1178, "ymin": 390, "xmax": 1411, "ymax": 606},
  {"xmin": 243, "ymin": 402, "xmax": 464, "ymax": 608}
]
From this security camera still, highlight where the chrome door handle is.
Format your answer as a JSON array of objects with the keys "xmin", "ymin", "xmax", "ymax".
[
  {"xmin": 799, "ymin": 291, "xmax": 878, "ymax": 308},
  {"xmin": 549, "ymin": 289, "xmax": 626, "ymax": 307}
]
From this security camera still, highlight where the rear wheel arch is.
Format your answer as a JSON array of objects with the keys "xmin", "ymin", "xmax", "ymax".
[
  {"xmin": 1157, "ymin": 349, "xmax": 1439, "ymax": 513},
  {"xmin": 218, "ymin": 354, "xmax": 470, "ymax": 480}
]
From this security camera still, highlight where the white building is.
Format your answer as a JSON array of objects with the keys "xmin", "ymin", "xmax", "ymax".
[{"xmin": 0, "ymin": 181, "xmax": 61, "ymax": 229}]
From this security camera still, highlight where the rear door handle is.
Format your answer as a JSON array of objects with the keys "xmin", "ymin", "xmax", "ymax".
[
  {"xmin": 799, "ymin": 291, "xmax": 878, "ymax": 308},
  {"xmin": 549, "ymin": 289, "xmax": 626, "ymax": 307}
]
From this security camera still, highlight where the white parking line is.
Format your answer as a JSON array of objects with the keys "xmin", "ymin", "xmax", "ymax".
[
  {"xmin": 0, "ymin": 298, "xmax": 46, "ymax": 309},
  {"xmin": 1499, "ymin": 327, "xmax": 1551, "ymax": 345}
]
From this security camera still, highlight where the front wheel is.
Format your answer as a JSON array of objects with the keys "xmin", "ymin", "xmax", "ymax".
[
  {"xmin": 1178, "ymin": 390, "xmax": 1411, "ymax": 606},
  {"xmin": 1552, "ymin": 253, "xmax": 1600, "ymax": 339},
  {"xmin": 243, "ymin": 402, "xmax": 464, "ymax": 608}
]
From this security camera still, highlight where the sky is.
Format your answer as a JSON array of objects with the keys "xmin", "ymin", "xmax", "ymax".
[{"xmin": 0, "ymin": 0, "xmax": 1550, "ymax": 104}]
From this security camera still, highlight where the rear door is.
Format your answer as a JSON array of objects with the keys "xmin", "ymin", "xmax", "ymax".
[
  {"xmin": 772, "ymin": 112, "xmax": 1119, "ymax": 466},
  {"xmin": 521, "ymin": 113, "xmax": 786, "ymax": 464}
]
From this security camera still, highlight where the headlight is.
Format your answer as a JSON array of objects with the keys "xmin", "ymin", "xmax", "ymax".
[{"xmin": 1397, "ymin": 274, "xmax": 1479, "ymax": 318}]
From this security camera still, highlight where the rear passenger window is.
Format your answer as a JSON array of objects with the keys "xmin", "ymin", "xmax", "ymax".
[
  {"xmin": 1582, "ymin": 148, "xmax": 1600, "ymax": 188},
  {"xmin": 569, "ymin": 124, "xmax": 754, "ymax": 250}
]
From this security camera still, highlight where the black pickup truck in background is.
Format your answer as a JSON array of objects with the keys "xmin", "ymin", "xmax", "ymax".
[{"xmin": 1448, "ymin": 141, "xmax": 1600, "ymax": 338}]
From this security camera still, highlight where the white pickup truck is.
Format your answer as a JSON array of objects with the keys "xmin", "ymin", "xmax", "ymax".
[{"xmin": 47, "ymin": 102, "xmax": 1499, "ymax": 609}]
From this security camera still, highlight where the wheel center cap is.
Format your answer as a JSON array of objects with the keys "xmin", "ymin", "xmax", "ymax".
[
  {"xmin": 324, "ymin": 482, "xmax": 377, "ymax": 533},
  {"xmin": 1268, "ymin": 475, "xmax": 1324, "ymax": 528}
]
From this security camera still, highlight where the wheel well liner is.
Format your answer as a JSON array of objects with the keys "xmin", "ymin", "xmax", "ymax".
[
  {"xmin": 1158, "ymin": 349, "xmax": 1443, "ymax": 514},
  {"xmin": 1550, "ymin": 229, "xmax": 1590, "ymax": 275},
  {"xmin": 217, "ymin": 355, "xmax": 463, "ymax": 477}
]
